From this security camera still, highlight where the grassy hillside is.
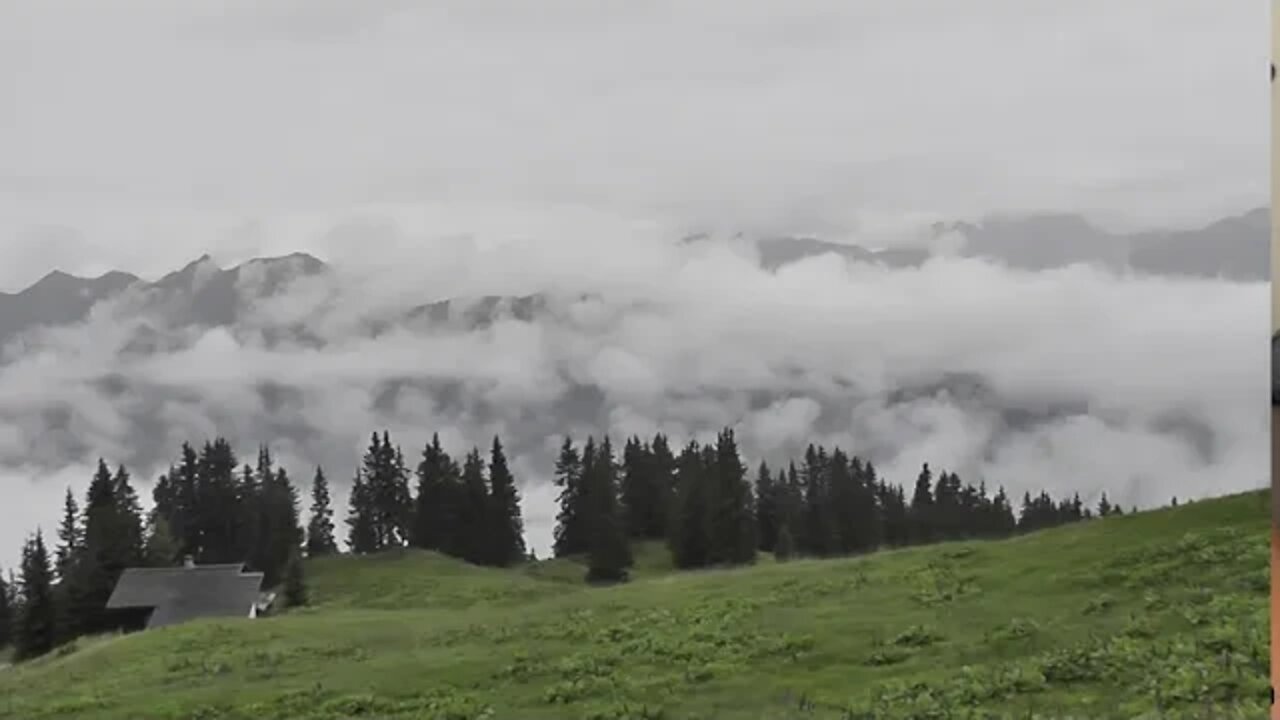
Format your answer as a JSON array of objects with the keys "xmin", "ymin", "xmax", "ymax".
[{"xmin": 0, "ymin": 490, "xmax": 1268, "ymax": 720}]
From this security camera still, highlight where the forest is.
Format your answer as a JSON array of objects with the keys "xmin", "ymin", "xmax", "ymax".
[{"xmin": 0, "ymin": 428, "xmax": 1119, "ymax": 663}]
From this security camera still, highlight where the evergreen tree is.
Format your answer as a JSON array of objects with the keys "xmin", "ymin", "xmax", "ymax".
[
  {"xmin": 411, "ymin": 433, "xmax": 457, "ymax": 552},
  {"xmin": 668, "ymin": 441, "xmax": 712, "ymax": 569},
  {"xmin": 647, "ymin": 433, "xmax": 677, "ymax": 539},
  {"xmin": 345, "ymin": 472, "xmax": 378, "ymax": 554},
  {"xmin": 282, "ymin": 547, "xmax": 308, "ymax": 609},
  {"xmin": 0, "ymin": 571, "xmax": 10, "ymax": 650},
  {"xmin": 709, "ymin": 428, "xmax": 755, "ymax": 565},
  {"xmin": 361, "ymin": 432, "xmax": 413, "ymax": 550},
  {"xmin": 552, "ymin": 437, "xmax": 588, "ymax": 557},
  {"xmin": 584, "ymin": 437, "xmax": 631, "ymax": 583},
  {"xmin": 909, "ymin": 463, "xmax": 935, "ymax": 544},
  {"xmin": 173, "ymin": 443, "xmax": 202, "ymax": 556},
  {"xmin": 143, "ymin": 514, "xmax": 180, "ymax": 567},
  {"xmin": 459, "ymin": 448, "xmax": 491, "ymax": 564},
  {"xmin": 486, "ymin": 436, "xmax": 526, "ymax": 567},
  {"xmin": 1097, "ymin": 492, "xmax": 1113, "ymax": 517},
  {"xmin": 14, "ymin": 531, "xmax": 56, "ymax": 661},
  {"xmin": 754, "ymin": 461, "xmax": 779, "ymax": 552},
  {"xmin": 195, "ymin": 438, "xmax": 240, "ymax": 563},
  {"xmin": 305, "ymin": 467, "xmax": 338, "ymax": 557},
  {"xmin": 619, "ymin": 437, "xmax": 649, "ymax": 539},
  {"xmin": 234, "ymin": 463, "xmax": 260, "ymax": 565},
  {"xmin": 54, "ymin": 488, "xmax": 81, "ymax": 583},
  {"xmin": 261, "ymin": 467, "xmax": 302, "ymax": 586},
  {"xmin": 800, "ymin": 446, "xmax": 837, "ymax": 555}
]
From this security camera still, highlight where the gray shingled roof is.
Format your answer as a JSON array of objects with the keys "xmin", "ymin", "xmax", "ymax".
[{"xmin": 106, "ymin": 564, "xmax": 265, "ymax": 629}]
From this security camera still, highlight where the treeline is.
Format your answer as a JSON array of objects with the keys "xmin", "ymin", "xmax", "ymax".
[
  {"xmin": 545, "ymin": 431, "xmax": 1124, "ymax": 581},
  {"xmin": 1, "ymin": 426, "xmax": 1123, "ymax": 662}
]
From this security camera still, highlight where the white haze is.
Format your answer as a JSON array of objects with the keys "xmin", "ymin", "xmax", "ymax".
[{"xmin": 0, "ymin": 234, "xmax": 1267, "ymax": 568}]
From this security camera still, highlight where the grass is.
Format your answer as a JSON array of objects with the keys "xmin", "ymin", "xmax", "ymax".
[{"xmin": 0, "ymin": 490, "xmax": 1268, "ymax": 719}]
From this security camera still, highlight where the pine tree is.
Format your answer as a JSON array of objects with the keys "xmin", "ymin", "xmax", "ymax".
[
  {"xmin": 1097, "ymin": 492, "xmax": 1113, "ymax": 517},
  {"xmin": 173, "ymin": 443, "xmax": 202, "ymax": 557},
  {"xmin": 196, "ymin": 438, "xmax": 241, "ymax": 563},
  {"xmin": 619, "ymin": 437, "xmax": 649, "ymax": 539},
  {"xmin": 361, "ymin": 432, "xmax": 413, "ymax": 550},
  {"xmin": 15, "ymin": 531, "xmax": 56, "ymax": 660},
  {"xmin": 668, "ymin": 441, "xmax": 711, "ymax": 569},
  {"xmin": 282, "ymin": 547, "xmax": 308, "ymax": 609},
  {"xmin": 459, "ymin": 448, "xmax": 491, "ymax": 564},
  {"xmin": 234, "ymin": 463, "xmax": 260, "ymax": 565},
  {"xmin": 584, "ymin": 437, "xmax": 631, "ymax": 583},
  {"xmin": 0, "ymin": 571, "xmax": 10, "ymax": 650},
  {"xmin": 262, "ymin": 467, "xmax": 302, "ymax": 586},
  {"xmin": 143, "ymin": 514, "xmax": 180, "ymax": 567},
  {"xmin": 552, "ymin": 437, "xmax": 587, "ymax": 557},
  {"xmin": 754, "ymin": 461, "xmax": 778, "ymax": 552},
  {"xmin": 411, "ymin": 433, "xmax": 456, "ymax": 552},
  {"xmin": 710, "ymin": 428, "xmax": 755, "ymax": 565},
  {"xmin": 800, "ymin": 445, "xmax": 836, "ymax": 555},
  {"xmin": 647, "ymin": 433, "xmax": 676, "ymax": 538},
  {"xmin": 486, "ymin": 436, "xmax": 526, "ymax": 567},
  {"xmin": 346, "ymin": 472, "xmax": 378, "ymax": 554},
  {"xmin": 54, "ymin": 488, "xmax": 81, "ymax": 583},
  {"xmin": 305, "ymin": 467, "xmax": 338, "ymax": 557},
  {"xmin": 909, "ymin": 463, "xmax": 935, "ymax": 544}
]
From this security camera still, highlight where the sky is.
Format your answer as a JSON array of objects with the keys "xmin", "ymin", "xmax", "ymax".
[
  {"xmin": 0, "ymin": 0, "xmax": 1267, "ymax": 291},
  {"xmin": 0, "ymin": 1, "xmax": 1269, "ymax": 569}
]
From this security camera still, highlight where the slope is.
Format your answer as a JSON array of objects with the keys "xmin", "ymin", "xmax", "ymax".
[{"xmin": 0, "ymin": 490, "xmax": 1268, "ymax": 720}]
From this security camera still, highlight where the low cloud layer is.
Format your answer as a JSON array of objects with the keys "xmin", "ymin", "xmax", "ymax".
[{"xmin": 0, "ymin": 232, "xmax": 1266, "ymax": 569}]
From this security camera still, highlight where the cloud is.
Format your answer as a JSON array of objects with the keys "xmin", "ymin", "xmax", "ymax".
[
  {"xmin": 0, "ymin": 0, "xmax": 1265, "ymax": 289},
  {"xmin": 0, "ymin": 236, "xmax": 1265, "ymax": 570}
]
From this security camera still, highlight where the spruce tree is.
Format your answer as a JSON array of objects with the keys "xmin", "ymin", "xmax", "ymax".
[
  {"xmin": 486, "ymin": 436, "xmax": 526, "ymax": 567},
  {"xmin": 143, "ymin": 513, "xmax": 180, "ymax": 567},
  {"xmin": 619, "ymin": 437, "xmax": 649, "ymax": 539},
  {"xmin": 710, "ymin": 428, "xmax": 755, "ymax": 565},
  {"xmin": 15, "ymin": 531, "xmax": 56, "ymax": 661},
  {"xmin": 282, "ymin": 547, "xmax": 308, "ymax": 609},
  {"xmin": 0, "ymin": 571, "xmax": 10, "ymax": 650},
  {"xmin": 305, "ymin": 467, "xmax": 338, "ymax": 557},
  {"xmin": 196, "ymin": 438, "xmax": 240, "ymax": 563},
  {"xmin": 668, "ymin": 441, "xmax": 711, "ymax": 569},
  {"xmin": 173, "ymin": 443, "xmax": 201, "ymax": 556},
  {"xmin": 584, "ymin": 437, "xmax": 630, "ymax": 583},
  {"xmin": 754, "ymin": 461, "xmax": 778, "ymax": 552},
  {"xmin": 459, "ymin": 448, "xmax": 491, "ymax": 565},
  {"xmin": 552, "ymin": 437, "xmax": 587, "ymax": 557},
  {"xmin": 411, "ymin": 433, "xmax": 456, "ymax": 552},
  {"xmin": 800, "ymin": 445, "xmax": 836, "ymax": 556},
  {"xmin": 261, "ymin": 467, "xmax": 302, "ymax": 586},
  {"xmin": 909, "ymin": 463, "xmax": 935, "ymax": 544},
  {"xmin": 647, "ymin": 433, "xmax": 676, "ymax": 538},
  {"xmin": 54, "ymin": 488, "xmax": 82, "ymax": 583},
  {"xmin": 346, "ymin": 472, "xmax": 378, "ymax": 554}
]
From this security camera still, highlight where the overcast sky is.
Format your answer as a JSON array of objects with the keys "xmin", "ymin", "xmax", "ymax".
[
  {"xmin": 0, "ymin": 0, "xmax": 1267, "ymax": 291},
  {"xmin": 0, "ymin": 2, "xmax": 1269, "ymax": 569}
]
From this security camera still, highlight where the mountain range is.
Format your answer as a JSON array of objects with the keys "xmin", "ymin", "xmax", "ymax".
[
  {"xmin": 0, "ymin": 209, "xmax": 1267, "ymax": 352},
  {"xmin": 0, "ymin": 209, "xmax": 1262, "ymax": 512}
]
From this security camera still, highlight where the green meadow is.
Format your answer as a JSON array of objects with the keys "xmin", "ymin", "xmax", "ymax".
[{"xmin": 0, "ymin": 490, "xmax": 1268, "ymax": 720}]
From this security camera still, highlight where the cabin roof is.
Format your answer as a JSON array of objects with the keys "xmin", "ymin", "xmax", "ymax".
[{"xmin": 106, "ymin": 563, "xmax": 265, "ymax": 629}]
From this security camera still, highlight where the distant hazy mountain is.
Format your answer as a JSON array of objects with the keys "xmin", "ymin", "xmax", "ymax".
[
  {"xmin": 764, "ymin": 207, "xmax": 1269, "ymax": 280},
  {"xmin": 0, "ymin": 210, "xmax": 1255, "ymax": 477},
  {"xmin": 2, "ymin": 208, "xmax": 1264, "ymax": 351}
]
